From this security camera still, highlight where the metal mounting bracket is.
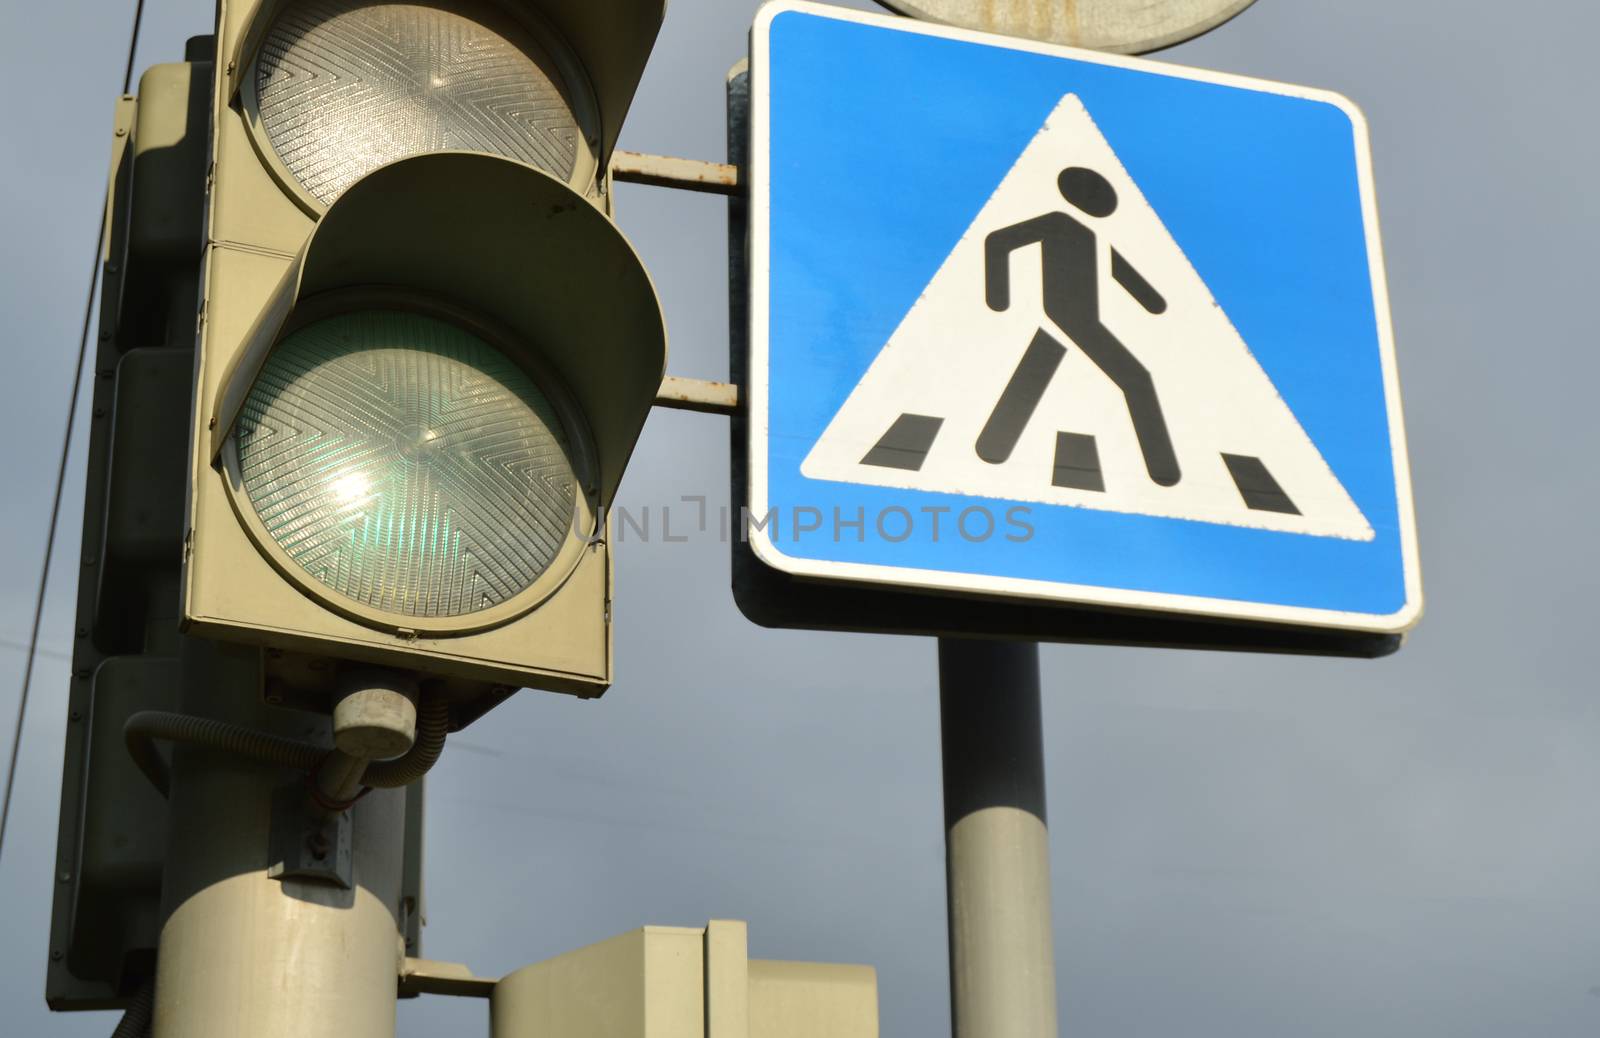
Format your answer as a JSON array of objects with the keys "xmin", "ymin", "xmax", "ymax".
[
  {"xmin": 398, "ymin": 958, "xmax": 496, "ymax": 999},
  {"xmin": 611, "ymin": 150, "xmax": 742, "ymax": 195},
  {"xmin": 265, "ymin": 782, "xmax": 352, "ymax": 889},
  {"xmin": 654, "ymin": 374, "xmax": 740, "ymax": 415}
]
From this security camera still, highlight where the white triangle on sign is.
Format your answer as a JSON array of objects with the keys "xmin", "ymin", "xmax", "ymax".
[{"xmin": 801, "ymin": 93, "xmax": 1374, "ymax": 542}]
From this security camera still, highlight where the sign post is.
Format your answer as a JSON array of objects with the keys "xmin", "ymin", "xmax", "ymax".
[{"xmin": 939, "ymin": 639, "xmax": 1056, "ymax": 1038}]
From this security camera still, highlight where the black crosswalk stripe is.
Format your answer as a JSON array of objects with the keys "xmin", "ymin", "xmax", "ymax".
[
  {"xmin": 1051, "ymin": 432, "xmax": 1105, "ymax": 491},
  {"xmin": 1221, "ymin": 453, "xmax": 1299, "ymax": 514},
  {"xmin": 861, "ymin": 413, "xmax": 945, "ymax": 471}
]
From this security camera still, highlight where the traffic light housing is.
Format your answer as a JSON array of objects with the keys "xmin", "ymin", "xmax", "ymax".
[{"xmin": 184, "ymin": 0, "xmax": 668, "ymax": 710}]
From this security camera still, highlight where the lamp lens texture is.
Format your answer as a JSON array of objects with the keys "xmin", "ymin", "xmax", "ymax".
[
  {"xmin": 234, "ymin": 311, "xmax": 578, "ymax": 619},
  {"xmin": 255, "ymin": 0, "xmax": 582, "ymax": 205}
]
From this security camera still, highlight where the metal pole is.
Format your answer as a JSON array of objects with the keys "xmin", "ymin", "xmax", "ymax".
[
  {"xmin": 152, "ymin": 638, "xmax": 407, "ymax": 1037},
  {"xmin": 939, "ymin": 638, "xmax": 1058, "ymax": 1038}
]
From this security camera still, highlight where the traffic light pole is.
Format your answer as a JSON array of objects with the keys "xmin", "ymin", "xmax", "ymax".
[
  {"xmin": 152, "ymin": 639, "xmax": 408, "ymax": 1038},
  {"xmin": 938, "ymin": 639, "xmax": 1059, "ymax": 1038}
]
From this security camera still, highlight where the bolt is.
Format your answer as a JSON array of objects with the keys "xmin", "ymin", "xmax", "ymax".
[
  {"xmin": 75, "ymin": 627, "xmax": 86, "ymax": 638},
  {"xmin": 93, "ymin": 407, "xmax": 106, "ymax": 418},
  {"xmin": 50, "ymin": 950, "xmax": 62, "ymax": 962},
  {"xmin": 306, "ymin": 831, "xmax": 332, "ymax": 861},
  {"xmin": 58, "ymin": 871, "xmax": 71, "ymax": 883},
  {"xmin": 68, "ymin": 711, "xmax": 82, "ymax": 723},
  {"xmin": 114, "ymin": 127, "xmax": 126, "ymax": 137}
]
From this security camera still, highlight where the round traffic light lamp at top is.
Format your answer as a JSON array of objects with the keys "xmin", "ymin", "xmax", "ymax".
[
  {"xmin": 227, "ymin": 309, "xmax": 592, "ymax": 629},
  {"xmin": 247, "ymin": 0, "xmax": 598, "ymax": 209}
]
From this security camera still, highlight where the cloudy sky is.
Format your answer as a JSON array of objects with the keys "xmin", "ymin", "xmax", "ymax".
[{"xmin": 2, "ymin": 0, "xmax": 1598, "ymax": 1035}]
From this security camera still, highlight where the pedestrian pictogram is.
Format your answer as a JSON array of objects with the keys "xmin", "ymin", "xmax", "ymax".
[{"xmin": 802, "ymin": 93, "xmax": 1373, "ymax": 542}]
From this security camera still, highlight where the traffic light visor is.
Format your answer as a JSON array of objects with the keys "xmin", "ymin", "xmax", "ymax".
[{"xmin": 209, "ymin": 153, "xmax": 665, "ymax": 631}]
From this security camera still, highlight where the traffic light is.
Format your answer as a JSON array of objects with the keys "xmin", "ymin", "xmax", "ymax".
[{"xmin": 183, "ymin": 0, "xmax": 668, "ymax": 711}]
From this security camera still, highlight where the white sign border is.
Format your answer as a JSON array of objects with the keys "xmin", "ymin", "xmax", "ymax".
[{"xmin": 746, "ymin": 0, "xmax": 1423, "ymax": 635}]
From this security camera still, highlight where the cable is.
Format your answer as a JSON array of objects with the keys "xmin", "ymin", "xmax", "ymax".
[
  {"xmin": 123, "ymin": 712, "xmax": 325, "ymax": 799},
  {"xmin": 110, "ymin": 976, "xmax": 155, "ymax": 1038},
  {"xmin": 0, "ymin": 635, "xmax": 69, "ymax": 662},
  {"xmin": 363, "ymin": 696, "xmax": 450, "ymax": 788},
  {"xmin": 123, "ymin": 695, "xmax": 451, "ymax": 799},
  {"xmin": 0, "ymin": 0, "xmax": 147, "ymax": 867}
]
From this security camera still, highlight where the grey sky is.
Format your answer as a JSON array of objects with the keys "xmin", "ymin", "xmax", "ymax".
[{"xmin": 3, "ymin": 0, "xmax": 1598, "ymax": 1035}]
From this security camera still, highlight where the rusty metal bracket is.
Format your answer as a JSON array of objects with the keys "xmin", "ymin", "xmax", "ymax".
[
  {"xmin": 612, "ymin": 151, "xmax": 743, "ymax": 196},
  {"xmin": 613, "ymin": 152, "xmax": 747, "ymax": 417},
  {"xmin": 655, "ymin": 375, "xmax": 740, "ymax": 416}
]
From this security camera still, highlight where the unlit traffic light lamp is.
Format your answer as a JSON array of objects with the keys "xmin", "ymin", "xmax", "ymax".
[
  {"xmin": 246, "ymin": 0, "xmax": 601, "ymax": 207},
  {"xmin": 229, "ymin": 308, "xmax": 586, "ymax": 623}
]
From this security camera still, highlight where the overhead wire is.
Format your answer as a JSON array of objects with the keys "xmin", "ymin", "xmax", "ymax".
[{"xmin": 0, "ymin": 0, "xmax": 148, "ymax": 867}]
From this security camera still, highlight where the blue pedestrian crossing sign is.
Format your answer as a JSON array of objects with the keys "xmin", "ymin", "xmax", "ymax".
[{"xmin": 746, "ymin": 0, "xmax": 1421, "ymax": 635}]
